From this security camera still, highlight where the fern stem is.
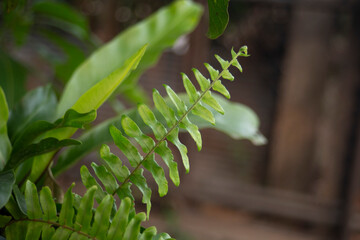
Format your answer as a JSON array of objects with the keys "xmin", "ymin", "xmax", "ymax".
[
  {"xmin": 114, "ymin": 52, "xmax": 241, "ymax": 196},
  {"xmin": 6, "ymin": 218, "xmax": 97, "ymax": 240}
]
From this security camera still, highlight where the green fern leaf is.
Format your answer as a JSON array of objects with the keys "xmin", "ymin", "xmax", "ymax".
[
  {"xmin": 155, "ymin": 141, "xmax": 179, "ymax": 186},
  {"xmin": 153, "ymin": 89, "xmax": 177, "ymax": 127},
  {"xmin": 73, "ymin": 185, "xmax": 97, "ymax": 233},
  {"xmin": 167, "ymin": 128, "xmax": 189, "ymax": 173},
  {"xmin": 202, "ymin": 92, "xmax": 224, "ymax": 114},
  {"xmin": 139, "ymin": 226, "xmax": 157, "ymax": 240},
  {"xmin": 212, "ymin": 80, "xmax": 230, "ymax": 99},
  {"xmin": 110, "ymin": 125, "xmax": 142, "ymax": 167},
  {"xmin": 138, "ymin": 104, "xmax": 167, "ymax": 140},
  {"xmin": 129, "ymin": 169, "xmax": 152, "ymax": 217},
  {"xmin": 165, "ymin": 85, "xmax": 202, "ymax": 151},
  {"xmin": 215, "ymin": 54, "xmax": 229, "ymax": 69},
  {"xmin": 39, "ymin": 187, "xmax": 57, "ymax": 239},
  {"xmin": 90, "ymin": 195, "xmax": 114, "ymax": 239},
  {"xmin": 123, "ymin": 212, "xmax": 146, "ymax": 240},
  {"xmin": 100, "ymin": 144, "xmax": 130, "ymax": 182},
  {"xmin": 107, "ymin": 197, "xmax": 131, "ymax": 240},
  {"xmin": 192, "ymin": 105, "xmax": 215, "ymax": 125},
  {"xmin": 91, "ymin": 163, "xmax": 119, "ymax": 194},
  {"xmin": 192, "ymin": 68, "xmax": 210, "ymax": 92},
  {"xmin": 80, "ymin": 166, "xmax": 106, "ymax": 203},
  {"xmin": 182, "ymin": 73, "xmax": 198, "ymax": 104},
  {"xmin": 204, "ymin": 63, "xmax": 219, "ymax": 81}
]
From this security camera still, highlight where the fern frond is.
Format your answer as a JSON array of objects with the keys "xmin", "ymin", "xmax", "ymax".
[
  {"xmin": 80, "ymin": 47, "xmax": 248, "ymax": 217},
  {"xmin": 2, "ymin": 180, "xmax": 166, "ymax": 240}
]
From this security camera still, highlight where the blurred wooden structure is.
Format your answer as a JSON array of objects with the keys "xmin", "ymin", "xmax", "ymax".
[{"xmin": 172, "ymin": 0, "xmax": 360, "ymax": 240}]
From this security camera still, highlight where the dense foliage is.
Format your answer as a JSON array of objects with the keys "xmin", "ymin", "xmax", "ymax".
[{"xmin": 0, "ymin": 0, "xmax": 264, "ymax": 239}]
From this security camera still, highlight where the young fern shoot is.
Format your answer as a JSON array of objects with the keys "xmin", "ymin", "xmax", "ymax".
[{"xmin": 80, "ymin": 46, "xmax": 249, "ymax": 217}]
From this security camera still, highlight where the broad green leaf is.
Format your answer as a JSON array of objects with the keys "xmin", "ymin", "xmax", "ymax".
[
  {"xmin": 123, "ymin": 212, "xmax": 146, "ymax": 240},
  {"xmin": 204, "ymin": 63, "xmax": 219, "ymax": 81},
  {"xmin": 74, "ymin": 186, "xmax": 97, "ymax": 232},
  {"xmin": 0, "ymin": 87, "xmax": 11, "ymax": 170},
  {"xmin": 0, "ymin": 51, "xmax": 27, "ymax": 110},
  {"xmin": 58, "ymin": 0, "xmax": 202, "ymax": 114},
  {"xmin": 153, "ymin": 89, "xmax": 177, "ymax": 127},
  {"xmin": 107, "ymin": 197, "xmax": 131, "ymax": 240},
  {"xmin": 0, "ymin": 170, "xmax": 15, "ymax": 209},
  {"xmin": 80, "ymin": 166, "xmax": 106, "ymax": 204},
  {"xmin": 155, "ymin": 141, "xmax": 180, "ymax": 186},
  {"xmin": 7, "ymin": 138, "xmax": 80, "ymax": 169},
  {"xmin": 11, "ymin": 109, "xmax": 95, "ymax": 158},
  {"xmin": 182, "ymin": 73, "xmax": 198, "ymax": 104},
  {"xmin": 56, "ymin": 109, "xmax": 97, "ymax": 129},
  {"xmin": 110, "ymin": 125, "xmax": 142, "ymax": 167},
  {"xmin": 90, "ymin": 195, "xmax": 113, "ymax": 239},
  {"xmin": 68, "ymin": 45, "xmax": 147, "ymax": 116},
  {"xmin": 212, "ymin": 80, "xmax": 230, "ymax": 99},
  {"xmin": 207, "ymin": 0, "xmax": 229, "ymax": 39},
  {"xmin": 192, "ymin": 68, "xmax": 210, "ymax": 92},
  {"xmin": 7, "ymin": 85, "xmax": 57, "ymax": 143},
  {"xmin": 100, "ymin": 144, "xmax": 130, "ymax": 182},
  {"xmin": 91, "ymin": 162, "xmax": 119, "ymax": 195},
  {"xmin": 130, "ymin": 169, "xmax": 152, "ymax": 217},
  {"xmin": 29, "ymin": 41, "xmax": 141, "ymax": 183}
]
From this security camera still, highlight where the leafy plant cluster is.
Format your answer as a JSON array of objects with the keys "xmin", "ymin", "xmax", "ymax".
[{"xmin": 0, "ymin": 0, "xmax": 265, "ymax": 239}]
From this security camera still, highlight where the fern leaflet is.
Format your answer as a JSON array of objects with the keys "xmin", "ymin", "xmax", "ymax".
[{"xmin": 79, "ymin": 46, "xmax": 249, "ymax": 217}]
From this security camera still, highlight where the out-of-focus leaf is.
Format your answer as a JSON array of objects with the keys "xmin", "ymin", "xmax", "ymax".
[
  {"xmin": 0, "ymin": 51, "xmax": 27, "ymax": 110},
  {"xmin": 32, "ymin": 1, "xmax": 90, "ymax": 40},
  {"xmin": 7, "ymin": 85, "xmax": 57, "ymax": 142},
  {"xmin": 7, "ymin": 138, "xmax": 80, "ymax": 170},
  {"xmin": 40, "ymin": 30, "xmax": 86, "ymax": 83},
  {"xmin": 57, "ymin": 0, "xmax": 202, "ymax": 113},
  {"xmin": 0, "ymin": 170, "xmax": 15, "ymax": 209},
  {"xmin": 189, "ymin": 94, "xmax": 267, "ymax": 145},
  {"xmin": 207, "ymin": 0, "xmax": 229, "ymax": 39},
  {"xmin": 0, "ymin": 87, "xmax": 11, "ymax": 170}
]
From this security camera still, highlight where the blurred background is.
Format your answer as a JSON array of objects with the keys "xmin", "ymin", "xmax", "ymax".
[{"xmin": 2, "ymin": 0, "xmax": 360, "ymax": 239}]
